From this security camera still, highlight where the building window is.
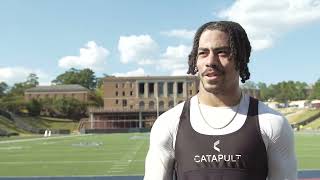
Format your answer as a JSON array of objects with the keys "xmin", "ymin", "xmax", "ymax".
[
  {"xmin": 168, "ymin": 82, "xmax": 174, "ymax": 96},
  {"xmin": 130, "ymin": 105, "xmax": 133, "ymax": 109},
  {"xmin": 158, "ymin": 82, "xmax": 164, "ymax": 97},
  {"xmin": 122, "ymin": 99, "xmax": 127, "ymax": 107},
  {"xmin": 115, "ymin": 99, "xmax": 119, "ymax": 104},
  {"xmin": 130, "ymin": 91, "xmax": 133, "ymax": 96},
  {"xmin": 148, "ymin": 83, "xmax": 154, "ymax": 95},
  {"xmin": 139, "ymin": 82, "xmax": 145, "ymax": 96},
  {"xmin": 139, "ymin": 101, "xmax": 145, "ymax": 110},
  {"xmin": 116, "ymin": 91, "xmax": 118, "ymax": 96},
  {"xmin": 189, "ymin": 90, "xmax": 192, "ymax": 95},
  {"xmin": 122, "ymin": 83, "xmax": 125, "ymax": 88},
  {"xmin": 149, "ymin": 101, "xmax": 155, "ymax": 110},
  {"xmin": 177, "ymin": 82, "xmax": 183, "ymax": 95},
  {"xmin": 130, "ymin": 83, "xmax": 133, "ymax": 88},
  {"xmin": 122, "ymin": 91, "xmax": 125, "ymax": 96}
]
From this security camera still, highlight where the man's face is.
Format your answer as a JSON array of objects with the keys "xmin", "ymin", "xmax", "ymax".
[{"xmin": 196, "ymin": 29, "xmax": 239, "ymax": 95}]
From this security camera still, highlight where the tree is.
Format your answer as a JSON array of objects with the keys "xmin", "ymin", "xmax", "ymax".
[
  {"xmin": 52, "ymin": 97, "xmax": 87, "ymax": 120},
  {"xmin": 52, "ymin": 68, "xmax": 97, "ymax": 90},
  {"xmin": 26, "ymin": 73, "xmax": 39, "ymax": 86},
  {"xmin": 295, "ymin": 81, "xmax": 308, "ymax": 100},
  {"xmin": 8, "ymin": 73, "xmax": 39, "ymax": 96},
  {"xmin": 0, "ymin": 95, "xmax": 26, "ymax": 114},
  {"xmin": 257, "ymin": 82, "xmax": 270, "ymax": 102},
  {"xmin": 310, "ymin": 79, "xmax": 320, "ymax": 99},
  {"xmin": 26, "ymin": 99, "xmax": 42, "ymax": 116},
  {"xmin": 0, "ymin": 82, "xmax": 8, "ymax": 98}
]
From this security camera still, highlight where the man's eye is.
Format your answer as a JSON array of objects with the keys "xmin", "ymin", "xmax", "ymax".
[
  {"xmin": 198, "ymin": 52, "xmax": 206, "ymax": 56},
  {"xmin": 217, "ymin": 51, "xmax": 229, "ymax": 56}
]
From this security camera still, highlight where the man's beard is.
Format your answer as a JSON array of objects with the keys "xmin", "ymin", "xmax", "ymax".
[
  {"xmin": 198, "ymin": 73, "xmax": 226, "ymax": 95},
  {"xmin": 198, "ymin": 64, "xmax": 226, "ymax": 94}
]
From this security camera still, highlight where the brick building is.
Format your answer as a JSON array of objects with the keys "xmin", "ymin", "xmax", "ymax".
[
  {"xmin": 25, "ymin": 84, "xmax": 89, "ymax": 102},
  {"xmin": 84, "ymin": 76, "xmax": 199, "ymax": 131},
  {"xmin": 83, "ymin": 76, "xmax": 261, "ymax": 132}
]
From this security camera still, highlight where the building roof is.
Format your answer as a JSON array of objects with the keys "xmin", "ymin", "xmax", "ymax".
[
  {"xmin": 104, "ymin": 75, "xmax": 198, "ymax": 82},
  {"xmin": 25, "ymin": 84, "xmax": 89, "ymax": 93}
]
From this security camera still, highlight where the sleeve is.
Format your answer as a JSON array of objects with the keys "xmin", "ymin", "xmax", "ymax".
[
  {"xmin": 143, "ymin": 115, "xmax": 176, "ymax": 180},
  {"xmin": 266, "ymin": 115, "xmax": 298, "ymax": 180}
]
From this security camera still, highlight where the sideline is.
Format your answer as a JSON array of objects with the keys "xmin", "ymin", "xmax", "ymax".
[{"xmin": 0, "ymin": 134, "xmax": 91, "ymax": 144}]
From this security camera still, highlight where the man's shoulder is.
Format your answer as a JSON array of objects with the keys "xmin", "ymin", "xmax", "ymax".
[
  {"xmin": 257, "ymin": 100, "xmax": 291, "ymax": 133},
  {"xmin": 258, "ymin": 100, "xmax": 284, "ymax": 119},
  {"xmin": 149, "ymin": 100, "xmax": 186, "ymax": 141}
]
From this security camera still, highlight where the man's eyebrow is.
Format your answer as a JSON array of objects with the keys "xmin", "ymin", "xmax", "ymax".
[
  {"xmin": 198, "ymin": 46, "xmax": 230, "ymax": 51},
  {"xmin": 198, "ymin": 47, "xmax": 209, "ymax": 51}
]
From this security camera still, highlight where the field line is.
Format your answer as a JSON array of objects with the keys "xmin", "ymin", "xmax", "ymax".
[
  {"xmin": 0, "ymin": 134, "xmax": 92, "ymax": 144},
  {"xmin": 0, "ymin": 160, "xmax": 145, "ymax": 165}
]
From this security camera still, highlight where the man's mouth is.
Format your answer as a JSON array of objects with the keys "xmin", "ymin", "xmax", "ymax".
[{"xmin": 205, "ymin": 72, "xmax": 219, "ymax": 77}]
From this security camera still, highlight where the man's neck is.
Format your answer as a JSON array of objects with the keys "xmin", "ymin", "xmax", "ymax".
[{"xmin": 197, "ymin": 88, "xmax": 242, "ymax": 107}]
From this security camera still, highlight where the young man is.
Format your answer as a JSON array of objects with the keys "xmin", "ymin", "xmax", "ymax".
[{"xmin": 144, "ymin": 21, "xmax": 297, "ymax": 180}]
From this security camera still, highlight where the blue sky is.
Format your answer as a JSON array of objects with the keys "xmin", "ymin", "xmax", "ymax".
[{"xmin": 0, "ymin": 0, "xmax": 320, "ymax": 86}]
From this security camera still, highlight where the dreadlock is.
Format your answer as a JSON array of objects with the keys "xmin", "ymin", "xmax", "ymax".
[{"xmin": 187, "ymin": 21, "xmax": 251, "ymax": 83}]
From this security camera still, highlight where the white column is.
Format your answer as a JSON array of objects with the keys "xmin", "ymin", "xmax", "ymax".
[
  {"xmin": 144, "ymin": 82, "xmax": 148, "ymax": 98},
  {"xmin": 155, "ymin": 82, "xmax": 158, "ymax": 98},
  {"xmin": 173, "ymin": 81, "xmax": 177, "ymax": 105},
  {"xmin": 90, "ymin": 113, "xmax": 94, "ymax": 129},
  {"xmin": 136, "ymin": 81, "xmax": 139, "ymax": 98},
  {"xmin": 183, "ymin": 81, "xmax": 187, "ymax": 98},
  {"xmin": 164, "ymin": 82, "xmax": 168, "ymax": 97}
]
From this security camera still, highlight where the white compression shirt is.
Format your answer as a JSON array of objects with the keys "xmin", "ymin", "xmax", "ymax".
[{"xmin": 144, "ymin": 93, "xmax": 297, "ymax": 180}]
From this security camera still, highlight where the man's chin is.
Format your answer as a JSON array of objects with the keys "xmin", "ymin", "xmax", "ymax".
[{"xmin": 202, "ymin": 83, "xmax": 223, "ymax": 94}]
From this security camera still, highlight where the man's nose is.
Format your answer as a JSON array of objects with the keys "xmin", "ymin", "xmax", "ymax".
[{"xmin": 206, "ymin": 52, "xmax": 219, "ymax": 67}]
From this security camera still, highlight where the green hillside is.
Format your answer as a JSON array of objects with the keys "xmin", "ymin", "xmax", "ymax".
[
  {"xmin": 0, "ymin": 115, "xmax": 79, "ymax": 136},
  {"xmin": 287, "ymin": 109, "xmax": 320, "ymax": 124}
]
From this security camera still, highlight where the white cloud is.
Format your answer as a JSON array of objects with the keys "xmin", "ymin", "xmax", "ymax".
[
  {"xmin": 137, "ymin": 59, "xmax": 156, "ymax": 65},
  {"xmin": 118, "ymin": 35, "xmax": 158, "ymax": 64},
  {"xmin": 170, "ymin": 69, "xmax": 188, "ymax": 76},
  {"xmin": 0, "ymin": 67, "xmax": 50, "ymax": 85},
  {"xmin": 161, "ymin": 29, "xmax": 196, "ymax": 39},
  {"xmin": 219, "ymin": 0, "xmax": 320, "ymax": 51},
  {"xmin": 112, "ymin": 68, "xmax": 146, "ymax": 77},
  {"xmin": 58, "ymin": 41, "xmax": 109, "ymax": 70},
  {"xmin": 158, "ymin": 45, "xmax": 191, "ymax": 75}
]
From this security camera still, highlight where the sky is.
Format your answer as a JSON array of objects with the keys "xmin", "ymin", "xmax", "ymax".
[{"xmin": 0, "ymin": 0, "xmax": 320, "ymax": 86}]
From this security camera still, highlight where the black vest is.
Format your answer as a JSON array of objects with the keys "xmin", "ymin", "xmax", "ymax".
[{"xmin": 174, "ymin": 97, "xmax": 268, "ymax": 180}]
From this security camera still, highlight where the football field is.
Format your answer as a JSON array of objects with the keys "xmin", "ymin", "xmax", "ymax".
[{"xmin": 0, "ymin": 131, "xmax": 319, "ymax": 176}]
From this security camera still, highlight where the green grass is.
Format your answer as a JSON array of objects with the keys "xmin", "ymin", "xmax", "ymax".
[
  {"xmin": 295, "ymin": 132, "xmax": 320, "ymax": 170},
  {"xmin": 0, "ymin": 116, "xmax": 29, "ymax": 134},
  {"xmin": 0, "ymin": 133, "xmax": 149, "ymax": 176},
  {"xmin": 302, "ymin": 117, "xmax": 320, "ymax": 130},
  {"xmin": 20, "ymin": 116, "xmax": 79, "ymax": 131},
  {"xmin": 0, "ymin": 132, "xmax": 319, "ymax": 176},
  {"xmin": 287, "ymin": 109, "xmax": 320, "ymax": 124}
]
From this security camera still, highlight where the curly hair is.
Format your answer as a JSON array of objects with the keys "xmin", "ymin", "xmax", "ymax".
[{"xmin": 187, "ymin": 21, "xmax": 251, "ymax": 83}]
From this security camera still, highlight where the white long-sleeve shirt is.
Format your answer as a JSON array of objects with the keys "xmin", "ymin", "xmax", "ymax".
[{"xmin": 144, "ymin": 94, "xmax": 297, "ymax": 180}]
